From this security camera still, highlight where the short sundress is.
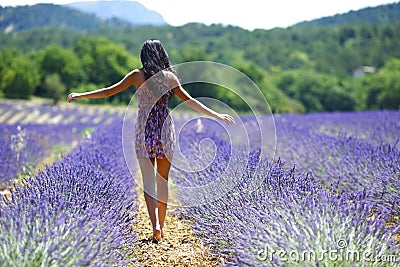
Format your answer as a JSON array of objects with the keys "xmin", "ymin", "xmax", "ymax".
[{"xmin": 134, "ymin": 72, "xmax": 175, "ymax": 159}]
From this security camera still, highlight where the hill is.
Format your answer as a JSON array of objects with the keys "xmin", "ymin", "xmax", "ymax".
[
  {"xmin": 0, "ymin": 4, "xmax": 131, "ymax": 32},
  {"xmin": 296, "ymin": 2, "xmax": 400, "ymax": 26},
  {"xmin": 0, "ymin": 1, "xmax": 165, "ymax": 33},
  {"xmin": 65, "ymin": 1, "xmax": 166, "ymax": 26},
  {"xmin": 2, "ymin": 2, "xmax": 400, "ymax": 33},
  {"xmin": 0, "ymin": 2, "xmax": 399, "ymax": 112}
]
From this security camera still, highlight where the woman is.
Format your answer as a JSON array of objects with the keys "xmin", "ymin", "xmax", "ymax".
[{"xmin": 67, "ymin": 39, "xmax": 234, "ymax": 242}]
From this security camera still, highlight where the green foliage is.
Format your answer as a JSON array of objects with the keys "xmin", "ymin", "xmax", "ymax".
[
  {"xmin": 0, "ymin": 49, "xmax": 40, "ymax": 99},
  {"xmin": 361, "ymin": 58, "xmax": 400, "ymax": 110},
  {"xmin": 1, "ymin": 3, "xmax": 400, "ymax": 111},
  {"xmin": 235, "ymin": 63, "xmax": 305, "ymax": 113},
  {"xmin": 275, "ymin": 70, "xmax": 356, "ymax": 112},
  {"xmin": 0, "ymin": 4, "xmax": 130, "ymax": 32},
  {"xmin": 72, "ymin": 36, "xmax": 140, "ymax": 104},
  {"xmin": 377, "ymin": 59, "xmax": 400, "ymax": 109},
  {"xmin": 174, "ymin": 44, "xmax": 212, "ymax": 62},
  {"xmin": 42, "ymin": 74, "xmax": 66, "ymax": 104},
  {"xmin": 73, "ymin": 37, "xmax": 140, "ymax": 102},
  {"xmin": 296, "ymin": 2, "xmax": 400, "ymax": 26},
  {"xmin": 39, "ymin": 44, "xmax": 87, "ymax": 89}
]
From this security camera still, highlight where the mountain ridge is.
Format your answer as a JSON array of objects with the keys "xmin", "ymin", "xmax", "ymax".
[
  {"xmin": 1, "ymin": 2, "xmax": 400, "ymax": 33},
  {"xmin": 65, "ymin": 1, "xmax": 166, "ymax": 26},
  {"xmin": 0, "ymin": 4, "xmax": 131, "ymax": 32},
  {"xmin": 295, "ymin": 2, "xmax": 400, "ymax": 27},
  {"xmin": 0, "ymin": 1, "xmax": 166, "ymax": 33}
]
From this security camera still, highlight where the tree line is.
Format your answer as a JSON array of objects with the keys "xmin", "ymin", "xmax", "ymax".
[{"xmin": 0, "ymin": 21, "xmax": 399, "ymax": 112}]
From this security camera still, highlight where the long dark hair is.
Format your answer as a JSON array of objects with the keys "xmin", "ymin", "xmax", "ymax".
[{"xmin": 140, "ymin": 39, "xmax": 176, "ymax": 79}]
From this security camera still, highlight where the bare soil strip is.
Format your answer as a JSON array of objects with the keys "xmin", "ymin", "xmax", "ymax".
[{"xmin": 129, "ymin": 183, "xmax": 226, "ymax": 266}]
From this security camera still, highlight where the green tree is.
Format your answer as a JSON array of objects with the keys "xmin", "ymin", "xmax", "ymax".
[
  {"xmin": 236, "ymin": 62, "xmax": 305, "ymax": 113},
  {"xmin": 73, "ymin": 36, "xmax": 140, "ymax": 104},
  {"xmin": 378, "ymin": 59, "xmax": 400, "ymax": 109},
  {"xmin": 74, "ymin": 37, "xmax": 135, "ymax": 85},
  {"xmin": 39, "ymin": 44, "xmax": 87, "ymax": 89},
  {"xmin": 363, "ymin": 58, "xmax": 400, "ymax": 109},
  {"xmin": 275, "ymin": 70, "xmax": 355, "ymax": 112},
  {"xmin": 42, "ymin": 73, "xmax": 66, "ymax": 104},
  {"xmin": 0, "ymin": 49, "xmax": 40, "ymax": 99},
  {"xmin": 175, "ymin": 44, "xmax": 212, "ymax": 62}
]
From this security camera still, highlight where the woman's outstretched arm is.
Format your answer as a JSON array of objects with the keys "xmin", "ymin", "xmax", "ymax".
[
  {"xmin": 67, "ymin": 69, "xmax": 139, "ymax": 102},
  {"xmin": 170, "ymin": 73, "xmax": 235, "ymax": 125}
]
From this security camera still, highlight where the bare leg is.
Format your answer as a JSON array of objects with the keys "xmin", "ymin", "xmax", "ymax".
[
  {"xmin": 156, "ymin": 155, "xmax": 172, "ymax": 238},
  {"xmin": 137, "ymin": 157, "xmax": 158, "ymax": 232}
]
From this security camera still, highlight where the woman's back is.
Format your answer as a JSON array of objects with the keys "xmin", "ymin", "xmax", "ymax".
[
  {"xmin": 135, "ymin": 69, "xmax": 175, "ymax": 159},
  {"xmin": 136, "ymin": 70, "xmax": 173, "ymax": 110}
]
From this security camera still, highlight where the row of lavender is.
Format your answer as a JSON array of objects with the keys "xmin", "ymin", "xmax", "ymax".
[
  {"xmin": 0, "ymin": 100, "xmax": 124, "ymax": 125},
  {"xmin": 0, "ymin": 123, "xmax": 86, "ymax": 185},
  {"xmin": 274, "ymin": 112, "xmax": 400, "ymax": 216},
  {"xmin": 0, "ymin": 100, "xmax": 124, "ymax": 185},
  {"xmin": 172, "ymin": 110, "xmax": 399, "ymax": 266},
  {"xmin": 0, "ymin": 100, "xmax": 139, "ymax": 265},
  {"xmin": 0, "ymin": 120, "xmax": 138, "ymax": 266},
  {"xmin": 276, "ymin": 110, "xmax": 400, "ymax": 149}
]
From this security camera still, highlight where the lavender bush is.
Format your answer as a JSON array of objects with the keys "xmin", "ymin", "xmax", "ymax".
[
  {"xmin": 274, "ymin": 114, "xmax": 400, "ymax": 216},
  {"xmin": 0, "ymin": 123, "xmax": 86, "ymax": 184},
  {"xmin": 178, "ymin": 158, "xmax": 398, "ymax": 266},
  {"xmin": 0, "ymin": 101, "xmax": 124, "ymax": 126},
  {"xmin": 172, "ymin": 111, "xmax": 400, "ymax": 266},
  {"xmin": 1, "ymin": 99, "xmax": 398, "ymax": 266},
  {"xmin": 0, "ymin": 100, "xmax": 124, "ymax": 185},
  {"xmin": 0, "ymin": 121, "xmax": 138, "ymax": 266},
  {"xmin": 276, "ymin": 111, "xmax": 400, "ymax": 148}
]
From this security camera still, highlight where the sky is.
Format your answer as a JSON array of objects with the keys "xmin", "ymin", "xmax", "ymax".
[{"xmin": 1, "ymin": 0, "xmax": 398, "ymax": 30}]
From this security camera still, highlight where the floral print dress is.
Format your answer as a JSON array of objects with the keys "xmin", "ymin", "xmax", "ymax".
[{"xmin": 134, "ymin": 72, "xmax": 175, "ymax": 159}]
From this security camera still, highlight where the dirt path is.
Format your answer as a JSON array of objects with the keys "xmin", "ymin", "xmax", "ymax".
[{"xmin": 129, "ymin": 182, "xmax": 226, "ymax": 266}]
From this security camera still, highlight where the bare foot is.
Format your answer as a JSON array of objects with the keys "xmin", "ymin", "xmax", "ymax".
[
  {"xmin": 161, "ymin": 228, "xmax": 165, "ymax": 239},
  {"xmin": 152, "ymin": 229, "xmax": 162, "ymax": 243}
]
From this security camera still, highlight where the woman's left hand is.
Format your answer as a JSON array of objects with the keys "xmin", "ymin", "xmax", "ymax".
[{"xmin": 216, "ymin": 113, "xmax": 235, "ymax": 125}]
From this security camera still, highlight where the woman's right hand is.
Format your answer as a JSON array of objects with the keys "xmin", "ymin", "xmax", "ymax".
[
  {"xmin": 67, "ymin": 93, "xmax": 79, "ymax": 103},
  {"xmin": 216, "ymin": 113, "xmax": 235, "ymax": 125}
]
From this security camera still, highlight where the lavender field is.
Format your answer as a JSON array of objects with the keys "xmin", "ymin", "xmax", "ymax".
[
  {"xmin": 173, "ymin": 111, "xmax": 399, "ymax": 266},
  {"xmin": 0, "ymin": 100, "xmax": 399, "ymax": 266}
]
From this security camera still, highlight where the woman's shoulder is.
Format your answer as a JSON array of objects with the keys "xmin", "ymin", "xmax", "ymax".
[
  {"xmin": 130, "ymin": 68, "xmax": 145, "ymax": 76},
  {"xmin": 162, "ymin": 70, "xmax": 178, "ymax": 83},
  {"xmin": 127, "ymin": 68, "xmax": 146, "ymax": 86}
]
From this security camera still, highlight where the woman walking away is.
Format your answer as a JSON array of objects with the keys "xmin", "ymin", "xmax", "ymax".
[{"xmin": 67, "ymin": 39, "xmax": 235, "ymax": 243}]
